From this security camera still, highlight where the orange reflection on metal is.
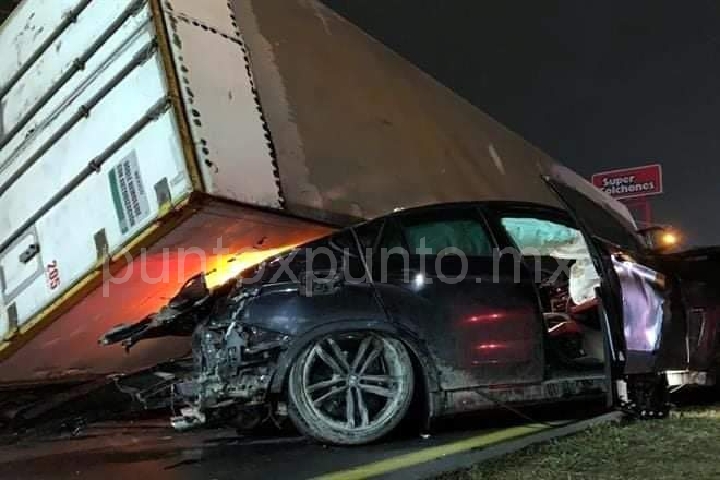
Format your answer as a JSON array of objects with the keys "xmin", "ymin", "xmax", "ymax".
[{"xmin": 205, "ymin": 246, "xmax": 295, "ymax": 288}]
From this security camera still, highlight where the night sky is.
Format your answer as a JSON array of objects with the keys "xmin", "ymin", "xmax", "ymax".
[{"xmin": 324, "ymin": 0, "xmax": 720, "ymax": 247}]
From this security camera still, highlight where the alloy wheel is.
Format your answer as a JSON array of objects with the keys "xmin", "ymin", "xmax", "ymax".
[{"xmin": 294, "ymin": 332, "xmax": 413, "ymax": 439}]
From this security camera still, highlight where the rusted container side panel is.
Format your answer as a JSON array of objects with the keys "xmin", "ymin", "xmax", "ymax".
[{"xmin": 234, "ymin": 0, "xmax": 563, "ymax": 223}]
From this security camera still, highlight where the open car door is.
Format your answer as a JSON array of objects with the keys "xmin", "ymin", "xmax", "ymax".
[{"xmin": 543, "ymin": 172, "xmax": 688, "ymax": 377}]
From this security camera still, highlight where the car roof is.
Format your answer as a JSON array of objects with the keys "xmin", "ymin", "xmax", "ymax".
[{"xmin": 379, "ymin": 200, "xmax": 566, "ymax": 219}]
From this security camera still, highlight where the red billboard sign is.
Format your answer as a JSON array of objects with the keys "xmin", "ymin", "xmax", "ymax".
[{"xmin": 591, "ymin": 164, "xmax": 663, "ymax": 200}]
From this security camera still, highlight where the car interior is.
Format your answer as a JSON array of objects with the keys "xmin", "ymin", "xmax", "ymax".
[{"xmin": 500, "ymin": 217, "xmax": 607, "ymax": 377}]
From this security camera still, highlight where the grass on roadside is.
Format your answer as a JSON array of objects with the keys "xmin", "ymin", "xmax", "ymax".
[{"xmin": 438, "ymin": 408, "xmax": 720, "ymax": 480}]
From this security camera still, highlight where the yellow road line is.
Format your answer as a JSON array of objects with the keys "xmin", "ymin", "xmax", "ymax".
[{"xmin": 314, "ymin": 423, "xmax": 553, "ymax": 480}]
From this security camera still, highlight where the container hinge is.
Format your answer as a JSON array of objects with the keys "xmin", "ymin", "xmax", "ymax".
[
  {"xmin": 155, "ymin": 178, "xmax": 173, "ymax": 216},
  {"xmin": 94, "ymin": 229, "xmax": 110, "ymax": 265},
  {"xmin": 3, "ymin": 304, "xmax": 18, "ymax": 341},
  {"xmin": 19, "ymin": 243, "xmax": 40, "ymax": 264}
]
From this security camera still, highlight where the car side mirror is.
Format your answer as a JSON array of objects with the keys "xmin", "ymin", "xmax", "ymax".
[{"xmin": 638, "ymin": 226, "xmax": 681, "ymax": 253}]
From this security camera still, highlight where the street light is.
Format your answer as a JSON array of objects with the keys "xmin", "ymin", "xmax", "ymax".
[
  {"xmin": 660, "ymin": 231, "xmax": 680, "ymax": 249},
  {"xmin": 638, "ymin": 226, "xmax": 682, "ymax": 252}
]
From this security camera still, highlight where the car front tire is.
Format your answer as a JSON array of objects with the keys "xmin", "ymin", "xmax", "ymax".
[{"xmin": 287, "ymin": 331, "xmax": 414, "ymax": 445}]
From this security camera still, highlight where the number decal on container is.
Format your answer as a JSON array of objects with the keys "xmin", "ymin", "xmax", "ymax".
[{"xmin": 47, "ymin": 261, "xmax": 61, "ymax": 290}]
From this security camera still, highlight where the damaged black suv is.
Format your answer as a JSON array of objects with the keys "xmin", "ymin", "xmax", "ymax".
[{"xmin": 101, "ymin": 194, "xmax": 720, "ymax": 445}]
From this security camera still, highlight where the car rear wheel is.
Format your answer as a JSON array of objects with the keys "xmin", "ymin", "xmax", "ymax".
[{"xmin": 287, "ymin": 332, "xmax": 414, "ymax": 445}]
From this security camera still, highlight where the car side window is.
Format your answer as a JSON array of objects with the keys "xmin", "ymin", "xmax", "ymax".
[
  {"xmin": 500, "ymin": 217, "xmax": 585, "ymax": 255},
  {"xmin": 499, "ymin": 215, "xmax": 602, "ymax": 307},
  {"xmin": 387, "ymin": 210, "xmax": 494, "ymax": 257}
]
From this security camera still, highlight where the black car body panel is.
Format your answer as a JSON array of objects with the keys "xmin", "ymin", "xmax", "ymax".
[
  {"xmin": 241, "ymin": 282, "xmax": 387, "ymax": 338},
  {"xmin": 100, "ymin": 199, "xmax": 719, "ymax": 436}
]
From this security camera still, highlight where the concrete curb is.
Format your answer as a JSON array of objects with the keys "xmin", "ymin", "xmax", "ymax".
[
  {"xmin": 382, "ymin": 411, "xmax": 625, "ymax": 480},
  {"xmin": 670, "ymin": 408, "xmax": 720, "ymax": 419}
]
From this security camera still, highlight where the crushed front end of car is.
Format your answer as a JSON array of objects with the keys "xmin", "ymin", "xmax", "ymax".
[
  {"xmin": 1, "ymin": 291, "xmax": 291, "ymax": 437},
  {"xmin": 170, "ymin": 285, "xmax": 293, "ymax": 431},
  {"xmin": 99, "ymin": 250, "xmax": 311, "ymax": 432}
]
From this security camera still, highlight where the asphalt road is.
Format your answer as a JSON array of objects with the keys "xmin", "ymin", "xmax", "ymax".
[{"xmin": 0, "ymin": 403, "xmax": 609, "ymax": 480}]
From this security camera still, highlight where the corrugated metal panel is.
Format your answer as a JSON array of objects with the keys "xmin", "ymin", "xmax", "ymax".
[
  {"xmin": 0, "ymin": 0, "xmax": 194, "ymax": 339},
  {"xmin": 0, "ymin": 0, "xmax": 295, "ymax": 354},
  {"xmin": 0, "ymin": 0, "xmax": 86, "ymax": 86},
  {"xmin": 0, "ymin": 4, "xmax": 154, "ymax": 188},
  {"xmin": 0, "ymin": 1, "xmax": 145, "ymax": 158}
]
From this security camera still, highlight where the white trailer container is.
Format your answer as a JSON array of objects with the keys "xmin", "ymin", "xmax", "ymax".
[{"xmin": 0, "ymin": 0, "xmax": 623, "ymax": 384}]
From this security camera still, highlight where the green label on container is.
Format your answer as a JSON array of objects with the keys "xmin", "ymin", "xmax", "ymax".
[{"xmin": 108, "ymin": 151, "xmax": 150, "ymax": 234}]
